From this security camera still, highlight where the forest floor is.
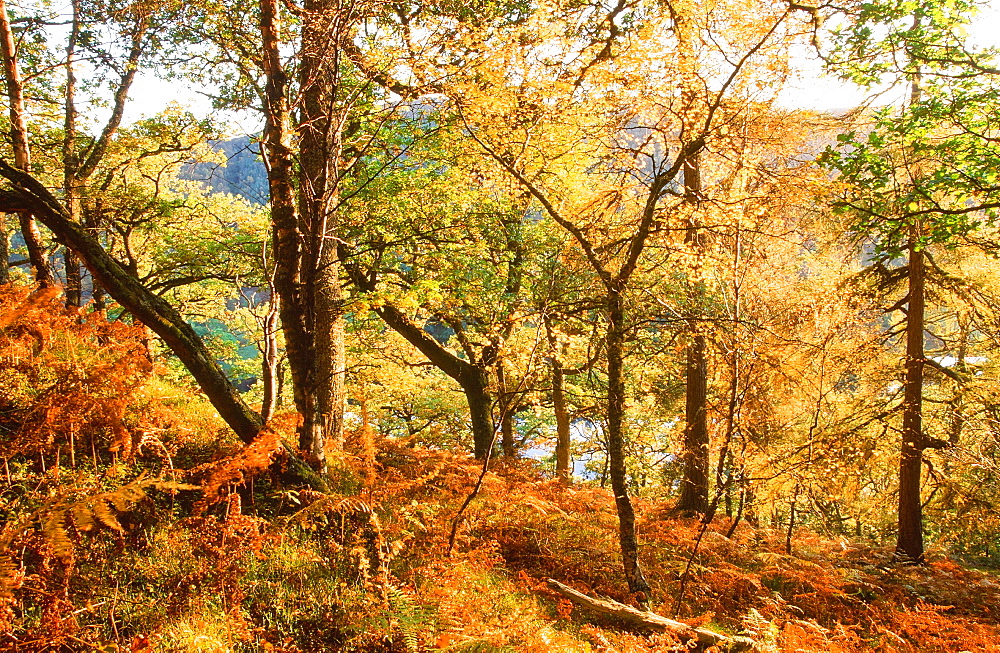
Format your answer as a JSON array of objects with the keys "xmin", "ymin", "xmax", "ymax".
[
  {"xmin": 336, "ymin": 444, "xmax": 1000, "ymax": 653},
  {"xmin": 5, "ymin": 429, "xmax": 1000, "ymax": 652},
  {"xmin": 1, "ymin": 281, "xmax": 999, "ymax": 652}
]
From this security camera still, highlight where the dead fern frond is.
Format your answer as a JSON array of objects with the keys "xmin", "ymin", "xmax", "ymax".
[
  {"xmin": 41, "ymin": 510, "xmax": 74, "ymax": 560},
  {"xmin": 194, "ymin": 422, "xmax": 283, "ymax": 514},
  {"xmin": 0, "ymin": 473, "xmax": 200, "ymax": 621},
  {"xmin": 89, "ymin": 497, "xmax": 124, "ymax": 533},
  {"xmin": 67, "ymin": 475, "xmax": 199, "ymax": 536},
  {"xmin": 285, "ymin": 492, "xmax": 392, "ymax": 593},
  {"xmin": 0, "ymin": 285, "xmax": 61, "ymax": 330},
  {"xmin": 106, "ymin": 478, "xmax": 148, "ymax": 511},
  {"xmin": 0, "ymin": 555, "xmax": 18, "ymax": 599},
  {"xmin": 335, "ymin": 496, "xmax": 375, "ymax": 516},
  {"xmin": 0, "ymin": 284, "xmax": 153, "ymax": 462},
  {"xmin": 284, "ymin": 493, "xmax": 345, "ymax": 529},
  {"xmin": 69, "ymin": 502, "xmax": 97, "ymax": 533}
]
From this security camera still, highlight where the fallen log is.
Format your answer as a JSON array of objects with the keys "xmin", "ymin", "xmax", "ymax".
[{"xmin": 546, "ymin": 579, "xmax": 753, "ymax": 651}]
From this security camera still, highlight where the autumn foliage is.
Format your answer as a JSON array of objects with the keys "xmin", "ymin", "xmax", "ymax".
[
  {"xmin": 0, "ymin": 285, "xmax": 998, "ymax": 650},
  {"xmin": 0, "ymin": 286, "xmax": 152, "ymax": 461}
]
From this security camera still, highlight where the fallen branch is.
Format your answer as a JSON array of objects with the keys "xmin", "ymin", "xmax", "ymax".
[{"xmin": 546, "ymin": 579, "xmax": 752, "ymax": 651}]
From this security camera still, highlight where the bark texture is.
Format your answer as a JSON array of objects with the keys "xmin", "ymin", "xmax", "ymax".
[
  {"xmin": 498, "ymin": 360, "xmax": 516, "ymax": 458},
  {"xmin": 552, "ymin": 361, "xmax": 571, "ymax": 481},
  {"xmin": 0, "ymin": 219, "xmax": 8, "ymax": 284},
  {"xmin": 676, "ymin": 141, "xmax": 710, "ymax": 516},
  {"xmin": 897, "ymin": 236, "xmax": 925, "ymax": 562},
  {"xmin": 606, "ymin": 288, "xmax": 649, "ymax": 594},
  {"xmin": 259, "ymin": 0, "xmax": 348, "ymax": 468},
  {"xmin": 546, "ymin": 579, "xmax": 749, "ymax": 650},
  {"xmin": 298, "ymin": 0, "xmax": 347, "ymax": 461},
  {"xmin": 677, "ymin": 334, "xmax": 710, "ymax": 513},
  {"xmin": 546, "ymin": 318, "xmax": 572, "ymax": 481}
]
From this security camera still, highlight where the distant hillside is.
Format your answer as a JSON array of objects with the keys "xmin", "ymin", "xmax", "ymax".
[{"xmin": 182, "ymin": 136, "xmax": 269, "ymax": 205}]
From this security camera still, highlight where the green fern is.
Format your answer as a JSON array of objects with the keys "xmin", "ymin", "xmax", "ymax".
[{"xmin": 387, "ymin": 585, "xmax": 424, "ymax": 653}]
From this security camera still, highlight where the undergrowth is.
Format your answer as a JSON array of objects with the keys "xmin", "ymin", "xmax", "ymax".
[{"xmin": 1, "ymin": 286, "xmax": 1000, "ymax": 652}]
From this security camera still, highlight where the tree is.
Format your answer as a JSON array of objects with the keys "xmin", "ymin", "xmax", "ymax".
[
  {"xmin": 450, "ymin": 0, "xmax": 809, "ymax": 594},
  {"xmin": 338, "ymin": 148, "xmax": 547, "ymax": 459},
  {"xmin": 0, "ymin": 0, "xmax": 329, "ymax": 485},
  {"xmin": 0, "ymin": 160, "xmax": 263, "ymax": 440},
  {"xmin": 256, "ymin": 0, "xmax": 454, "ymax": 466},
  {"xmin": 0, "ymin": 0, "xmax": 52, "ymax": 286},
  {"xmin": 0, "ymin": 0, "xmax": 255, "ymax": 431},
  {"xmin": 820, "ymin": 0, "xmax": 1000, "ymax": 562}
]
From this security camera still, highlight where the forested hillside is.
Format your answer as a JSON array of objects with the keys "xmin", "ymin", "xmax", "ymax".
[
  {"xmin": 1, "ymin": 0, "xmax": 1000, "ymax": 650},
  {"xmin": 181, "ymin": 137, "xmax": 268, "ymax": 205}
]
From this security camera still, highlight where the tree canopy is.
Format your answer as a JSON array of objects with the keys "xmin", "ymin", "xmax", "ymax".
[{"xmin": 2, "ymin": 0, "xmax": 1000, "ymax": 648}]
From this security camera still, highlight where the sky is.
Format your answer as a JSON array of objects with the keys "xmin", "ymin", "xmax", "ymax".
[
  {"xmin": 780, "ymin": 1, "xmax": 1000, "ymax": 110},
  {"xmin": 120, "ymin": 1, "xmax": 1000, "ymax": 135}
]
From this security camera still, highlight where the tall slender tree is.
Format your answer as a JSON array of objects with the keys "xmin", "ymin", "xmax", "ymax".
[
  {"xmin": 821, "ymin": 0, "xmax": 1000, "ymax": 562},
  {"xmin": 0, "ymin": 0, "xmax": 52, "ymax": 286},
  {"xmin": 454, "ymin": 0, "xmax": 805, "ymax": 593}
]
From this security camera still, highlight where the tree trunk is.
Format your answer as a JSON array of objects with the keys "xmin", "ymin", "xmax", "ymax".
[
  {"xmin": 17, "ymin": 213, "xmax": 52, "ymax": 287},
  {"xmin": 607, "ymin": 288, "xmax": 650, "ymax": 595},
  {"xmin": 545, "ymin": 318, "xmax": 572, "ymax": 481},
  {"xmin": 677, "ymin": 333, "xmax": 710, "ymax": 513},
  {"xmin": 497, "ymin": 359, "xmax": 515, "ymax": 457},
  {"xmin": 64, "ymin": 249, "xmax": 82, "ymax": 307},
  {"xmin": 313, "ymin": 268, "xmax": 345, "ymax": 457},
  {"xmin": 62, "ymin": 0, "xmax": 82, "ymax": 309},
  {"xmin": 259, "ymin": 0, "xmax": 347, "ymax": 468},
  {"xmin": 85, "ymin": 204, "xmax": 106, "ymax": 310},
  {"xmin": 0, "ymin": 162, "xmax": 330, "ymax": 491},
  {"xmin": 306, "ymin": 254, "xmax": 345, "ymax": 466},
  {"xmin": 462, "ymin": 366, "xmax": 495, "ymax": 459},
  {"xmin": 260, "ymin": 293, "xmax": 280, "ymax": 422},
  {"xmin": 897, "ymin": 66, "xmax": 927, "ymax": 563},
  {"xmin": 258, "ymin": 0, "xmax": 309, "ymax": 435},
  {"xmin": 297, "ymin": 40, "xmax": 330, "ymax": 456},
  {"xmin": 357, "ymin": 295, "xmax": 497, "ymax": 459},
  {"xmin": 546, "ymin": 580, "xmax": 746, "ymax": 649},
  {"xmin": 947, "ymin": 314, "xmax": 969, "ymax": 447},
  {"xmin": 553, "ymin": 360, "xmax": 571, "ymax": 482},
  {"xmin": 897, "ymin": 234, "xmax": 925, "ymax": 562},
  {"xmin": 676, "ymin": 147, "xmax": 710, "ymax": 514},
  {"xmin": 0, "ymin": 217, "xmax": 8, "ymax": 284},
  {"xmin": 0, "ymin": 0, "xmax": 52, "ymax": 287},
  {"xmin": 254, "ymin": 0, "xmax": 348, "ymax": 468}
]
